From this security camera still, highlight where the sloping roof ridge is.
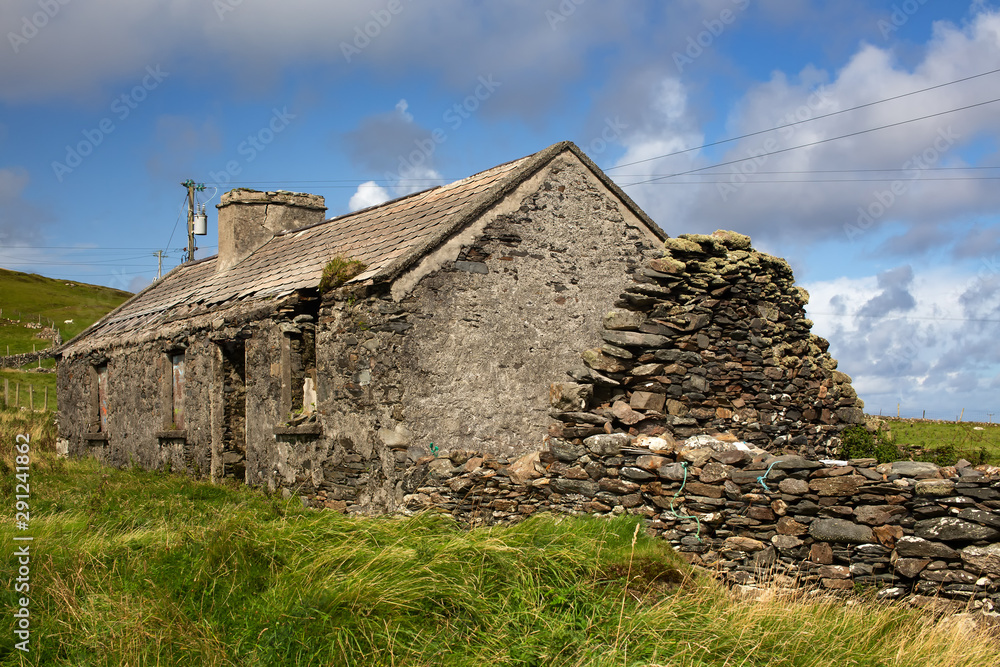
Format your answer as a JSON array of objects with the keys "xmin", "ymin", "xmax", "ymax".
[
  {"xmin": 273, "ymin": 146, "xmax": 548, "ymax": 240},
  {"xmin": 56, "ymin": 255, "xmax": 218, "ymax": 355}
]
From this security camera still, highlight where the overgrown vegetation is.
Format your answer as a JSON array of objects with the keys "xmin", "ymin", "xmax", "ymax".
[
  {"xmin": 318, "ymin": 257, "xmax": 367, "ymax": 293},
  {"xmin": 838, "ymin": 425, "xmax": 901, "ymax": 463},
  {"xmin": 840, "ymin": 421, "xmax": 1000, "ymax": 466},
  {"xmin": 0, "ymin": 406, "xmax": 57, "ymax": 453},
  {"xmin": 1, "ymin": 430, "xmax": 997, "ymax": 665}
]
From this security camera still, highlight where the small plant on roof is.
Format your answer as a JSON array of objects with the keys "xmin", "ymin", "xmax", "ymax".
[{"xmin": 319, "ymin": 257, "xmax": 367, "ymax": 293}]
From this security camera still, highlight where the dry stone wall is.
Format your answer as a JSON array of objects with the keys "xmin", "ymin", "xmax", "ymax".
[
  {"xmin": 399, "ymin": 433, "xmax": 1000, "ymax": 604},
  {"xmin": 0, "ymin": 350, "xmax": 55, "ymax": 369},
  {"xmin": 548, "ymin": 230, "xmax": 864, "ymax": 458}
]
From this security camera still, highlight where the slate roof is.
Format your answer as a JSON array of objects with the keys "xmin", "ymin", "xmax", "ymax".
[{"xmin": 60, "ymin": 141, "xmax": 664, "ymax": 355}]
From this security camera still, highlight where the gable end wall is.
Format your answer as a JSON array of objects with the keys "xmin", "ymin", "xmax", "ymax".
[{"xmin": 312, "ymin": 153, "xmax": 662, "ymax": 511}]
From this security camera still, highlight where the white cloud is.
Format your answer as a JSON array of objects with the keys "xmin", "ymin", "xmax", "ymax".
[
  {"xmin": 348, "ymin": 181, "xmax": 390, "ymax": 211},
  {"xmin": 803, "ymin": 265, "xmax": 1000, "ymax": 418},
  {"xmin": 615, "ymin": 7, "xmax": 1000, "ymax": 252},
  {"xmin": 0, "ymin": 0, "xmax": 638, "ymax": 108},
  {"xmin": 343, "ymin": 98, "xmax": 445, "ymax": 209}
]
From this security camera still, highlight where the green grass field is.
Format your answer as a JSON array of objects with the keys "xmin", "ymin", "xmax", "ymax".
[
  {"xmin": 886, "ymin": 420, "xmax": 1000, "ymax": 465},
  {"xmin": 0, "ymin": 369, "xmax": 56, "ymax": 411},
  {"xmin": 0, "ymin": 413, "xmax": 996, "ymax": 667},
  {"xmin": 0, "ymin": 322, "xmax": 55, "ymax": 358}
]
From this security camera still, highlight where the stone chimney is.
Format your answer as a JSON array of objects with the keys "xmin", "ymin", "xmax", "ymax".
[{"xmin": 216, "ymin": 189, "xmax": 327, "ymax": 272}]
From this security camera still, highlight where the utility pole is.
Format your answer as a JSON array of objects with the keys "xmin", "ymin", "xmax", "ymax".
[
  {"xmin": 153, "ymin": 251, "xmax": 166, "ymax": 280},
  {"xmin": 181, "ymin": 179, "xmax": 206, "ymax": 262}
]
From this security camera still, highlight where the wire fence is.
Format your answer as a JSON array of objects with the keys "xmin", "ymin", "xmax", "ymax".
[
  {"xmin": 1, "ymin": 379, "xmax": 53, "ymax": 412},
  {"xmin": 873, "ymin": 406, "xmax": 998, "ymax": 424}
]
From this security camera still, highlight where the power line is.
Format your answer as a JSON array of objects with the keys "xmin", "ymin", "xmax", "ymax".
[
  {"xmin": 621, "ymin": 96, "xmax": 1000, "ymax": 187},
  {"xmin": 614, "ymin": 176, "xmax": 1000, "ymax": 185},
  {"xmin": 614, "ymin": 166, "xmax": 1000, "ymax": 177},
  {"xmin": 810, "ymin": 311, "xmax": 1000, "ymax": 324},
  {"xmin": 0, "ymin": 246, "xmax": 172, "ymax": 250},
  {"xmin": 605, "ymin": 66, "xmax": 1000, "ymax": 172},
  {"xmin": 209, "ymin": 166, "xmax": 1000, "ymax": 192}
]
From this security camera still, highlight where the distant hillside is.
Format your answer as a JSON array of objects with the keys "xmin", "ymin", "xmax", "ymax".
[{"xmin": 0, "ymin": 267, "xmax": 132, "ymax": 349}]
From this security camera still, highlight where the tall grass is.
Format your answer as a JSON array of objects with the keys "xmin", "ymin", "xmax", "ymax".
[
  {"xmin": 0, "ymin": 407, "xmax": 56, "ymax": 457},
  {"xmin": 0, "ymin": 435, "xmax": 997, "ymax": 665}
]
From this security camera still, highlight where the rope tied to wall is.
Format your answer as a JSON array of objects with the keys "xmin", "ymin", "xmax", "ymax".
[
  {"xmin": 757, "ymin": 460, "xmax": 780, "ymax": 493},
  {"xmin": 667, "ymin": 461, "xmax": 702, "ymax": 542}
]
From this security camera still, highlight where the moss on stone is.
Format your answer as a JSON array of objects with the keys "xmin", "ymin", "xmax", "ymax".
[
  {"xmin": 678, "ymin": 233, "xmax": 727, "ymax": 255},
  {"xmin": 319, "ymin": 257, "xmax": 367, "ymax": 293}
]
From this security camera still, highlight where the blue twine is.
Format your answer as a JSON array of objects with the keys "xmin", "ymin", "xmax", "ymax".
[
  {"xmin": 757, "ymin": 460, "xmax": 780, "ymax": 493},
  {"xmin": 667, "ymin": 461, "xmax": 702, "ymax": 541}
]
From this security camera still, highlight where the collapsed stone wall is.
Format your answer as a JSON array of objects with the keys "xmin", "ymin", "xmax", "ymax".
[
  {"xmin": 548, "ymin": 230, "xmax": 864, "ymax": 459},
  {"xmin": 399, "ymin": 434, "xmax": 1000, "ymax": 604}
]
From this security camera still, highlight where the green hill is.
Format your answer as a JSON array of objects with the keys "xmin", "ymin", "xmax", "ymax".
[
  {"xmin": 0, "ymin": 267, "xmax": 132, "ymax": 346},
  {"xmin": 1, "ymin": 268, "xmax": 132, "ymax": 411}
]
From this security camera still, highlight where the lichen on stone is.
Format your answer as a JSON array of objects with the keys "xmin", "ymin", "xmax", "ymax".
[
  {"xmin": 662, "ymin": 237, "xmax": 703, "ymax": 254},
  {"xmin": 711, "ymin": 229, "xmax": 753, "ymax": 250}
]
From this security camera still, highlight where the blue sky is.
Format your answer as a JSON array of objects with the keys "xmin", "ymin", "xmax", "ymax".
[{"xmin": 1, "ymin": 0, "xmax": 999, "ymax": 420}]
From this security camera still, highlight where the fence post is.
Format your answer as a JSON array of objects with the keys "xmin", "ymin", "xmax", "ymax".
[
  {"xmin": 29, "ymin": 385, "xmax": 33, "ymax": 411},
  {"xmin": 15, "ymin": 383, "xmax": 19, "ymax": 408}
]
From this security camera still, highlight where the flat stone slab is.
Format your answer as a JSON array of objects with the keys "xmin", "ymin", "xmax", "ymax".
[
  {"xmin": 894, "ymin": 536, "xmax": 959, "ymax": 559},
  {"xmin": 808, "ymin": 518, "xmax": 874, "ymax": 544},
  {"xmin": 809, "ymin": 475, "xmax": 866, "ymax": 496},
  {"xmin": 768, "ymin": 455, "xmax": 823, "ymax": 470},
  {"xmin": 549, "ymin": 478, "xmax": 598, "ymax": 497},
  {"xmin": 914, "ymin": 517, "xmax": 1000, "ymax": 542},
  {"xmin": 584, "ymin": 433, "xmax": 628, "ymax": 456},
  {"xmin": 601, "ymin": 330, "xmax": 670, "ymax": 348},
  {"xmin": 914, "ymin": 479, "xmax": 955, "ymax": 496},
  {"xmin": 889, "ymin": 461, "xmax": 940, "ymax": 478}
]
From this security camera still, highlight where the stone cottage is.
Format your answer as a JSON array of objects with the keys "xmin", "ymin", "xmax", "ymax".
[
  {"xmin": 56, "ymin": 141, "xmax": 670, "ymax": 506},
  {"xmin": 57, "ymin": 140, "xmax": 865, "ymax": 512}
]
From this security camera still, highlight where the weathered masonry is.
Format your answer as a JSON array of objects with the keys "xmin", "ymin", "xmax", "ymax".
[
  {"xmin": 57, "ymin": 141, "xmax": 866, "ymax": 516},
  {"xmin": 547, "ymin": 230, "xmax": 865, "ymax": 459},
  {"xmin": 400, "ymin": 433, "xmax": 1000, "ymax": 604},
  {"xmin": 57, "ymin": 142, "xmax": 668, "ymax": 503}
]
